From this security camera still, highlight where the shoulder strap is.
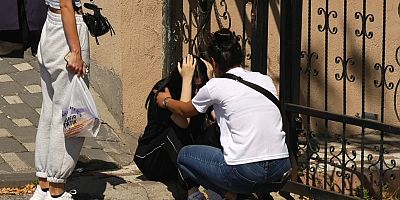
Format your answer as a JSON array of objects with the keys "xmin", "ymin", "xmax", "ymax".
[
  {"xmin": 220, "ymin": 73, "xmax": 281, "ymax": 113},
  {"xmin": 221, "ymin": 73, "xmax": 294, "ymax": 167}
]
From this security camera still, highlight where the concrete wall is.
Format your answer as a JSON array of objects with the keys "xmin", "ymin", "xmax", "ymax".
[{"xmin": 84, "ymin": 0, "xmax": 164, "ymax": 141}]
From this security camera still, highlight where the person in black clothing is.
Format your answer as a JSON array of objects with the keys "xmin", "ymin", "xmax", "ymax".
[
  {"xmin": 0, "ymin": 0, "xmax": 46, "ymax": 57},
  {"xmin": 134, "ymin": 55, "xmax": 213, "ymax": 192}
]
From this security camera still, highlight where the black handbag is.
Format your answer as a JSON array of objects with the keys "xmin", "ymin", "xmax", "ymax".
[{"xmin": 82, "ymin": 1, "xmax": 115, "ymax": 45}]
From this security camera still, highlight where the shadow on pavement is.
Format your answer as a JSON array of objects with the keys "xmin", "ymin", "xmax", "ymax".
[
  {"xmin": 136, "ymin": 175, "xmax": 187, "ymax": 200},
  {"xmin": 66, "ymin": 159, "xmax": 125, "ymax": 200}
]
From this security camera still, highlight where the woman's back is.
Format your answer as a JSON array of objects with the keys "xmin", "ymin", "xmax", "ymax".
[{"xmin": 192, "ymin": 67, "xmax": 289, "ymax": 165}]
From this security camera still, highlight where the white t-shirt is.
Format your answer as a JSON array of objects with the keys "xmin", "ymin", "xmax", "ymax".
[{"xmin": 192, "ymin": 67, "xmax": 289, "ymax": 165}]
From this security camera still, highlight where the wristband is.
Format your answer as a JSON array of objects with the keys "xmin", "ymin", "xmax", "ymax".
[{"xmin": 162, "ymin": 97, "xmax": 172, "ymax": 108}]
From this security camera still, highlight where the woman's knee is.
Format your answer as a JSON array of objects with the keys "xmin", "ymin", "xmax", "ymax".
[{"xmin": 177, "ymin": 145, "xmax": 191, "ymax": 166}]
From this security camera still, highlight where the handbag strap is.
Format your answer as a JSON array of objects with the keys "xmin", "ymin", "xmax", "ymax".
[
  {"xmin": 220, "ymin": 73, "xmax": 281, "ymax": 113},
  {"xmin": 220, "ymin": 73, "xmax": 295, "ymax": 168}
]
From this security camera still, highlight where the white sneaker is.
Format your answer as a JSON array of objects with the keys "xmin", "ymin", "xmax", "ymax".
[
  {"xmin": 45, "ymin": 190, "xmax": 76, "ymax": 200},
  {"xmin": 30, "ymin": 185, "xmax": 48, "ymax": 200}
]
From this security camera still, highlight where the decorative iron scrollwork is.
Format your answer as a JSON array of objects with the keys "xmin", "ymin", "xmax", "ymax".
[
  {"xmin": 174, "ymin": 13, "xmax": 190, "ymax": 44},
  {"xmin": 317, "ymin": 8, "xmax": 338, "ymax": 34},
  {"xmin": 213, "ymin": 0, "xmax": 231, "ymax": 29},
  {"xmin": 300, "ymin": 51, "xmax": 319, "ymax": 76},
  {"xmin": 367, "ymin": 146, "xmax": 397, "ymax": 186},
  {"xmin": 334, "ymin": 57, "xmax": 356, "ymax": 82},
  {"xmin": 395, "ymin": 46, "xmax": 400, "ymax": 122},
  {"xmin": 355, "ymin": 12, "xmax": 374, "ymax": 39},
  {"xmin": 373, "ymin": 63, "xmax": 394, "ymax": 89},
  {"xmin": 328, "ymin": 139, "xmax": 357, "ymax": 186}
]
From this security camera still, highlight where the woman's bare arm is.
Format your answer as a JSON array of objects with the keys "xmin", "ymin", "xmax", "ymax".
[
  {"xmin": 157, "ymin": 88, "xmax": 200, "ymax": 118},
  {"xmin": 171, "ymin": 55, "xmax": 196, "ymax": 128},
  {"xmin": 60, "ymin": 0, "xmax": 86, "ymax": 76}
]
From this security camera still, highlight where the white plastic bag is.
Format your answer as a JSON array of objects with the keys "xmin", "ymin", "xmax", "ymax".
[{"xmin": 62, "ymin": 75, "xmax": 100, "ymax": 138}]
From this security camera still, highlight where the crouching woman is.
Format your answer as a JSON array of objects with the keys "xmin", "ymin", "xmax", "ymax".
[{"xmin": 155, "ymin": 29, "xmax": 291, "ymax": 200}]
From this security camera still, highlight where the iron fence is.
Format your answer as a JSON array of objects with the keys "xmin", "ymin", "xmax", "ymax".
[{"xmin": 164, "ymin": 0, "xmax": 400, "ymax": 199}]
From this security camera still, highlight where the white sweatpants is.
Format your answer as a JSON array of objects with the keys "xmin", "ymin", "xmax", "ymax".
[{"xmin": 35, "ymin": 11, "xmax": 90, "ymax": 183}]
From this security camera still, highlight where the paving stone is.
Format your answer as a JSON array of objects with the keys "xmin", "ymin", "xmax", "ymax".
[
  {"xmin": 80, "ymin": 148, "xmax": 116, "ymax": 164},
  {"xmin": 28, "ymin": 59, "xmax": 40, "ymax": 71},
  {"xmin": 0, "ymin": 74, "xmax": 13, "ymax": 82},
  {"xmin": 0, "ymin": 97, "xmax": 7, "ymax": 105},
  {"xmin": 0, "ymin": 137, "xmax": 26, "ymax": 153},
  {"xmin": 24, "ymin": 85, "xmax": 41, "ymax": 93},
  {"xmin": 29, "ymin": 117, "xmax": 39, "ymax": 127},
  {"xmin": 0, "ymin": 114, "xmax": 16, "ymax": 129},
  {"xmin": 12, "ymin": 118, "xmax": 33, "ymax": 127},
  {"xmin": 0, "ymin": 60, "xmax": 18, "ymax": 75},
  {"xmin": 0, "ymin": 157, "xmax": 13, "ymax": 173},
  {"xmin": 8, "ymin": 126, "xmax": 37, "ymax": 143},
  {"xmin": 83, "ymin": 138, "xmax": 103, "ymax": 150},
  {"xmin": 0, "ymin": 172, "xmax": 36, "ymax": 188},
  {"xmin": 13, "ymin": 63, "xmax": 33, "ymax": 71},
  {"xmin": 2, "ymin": 50, "xmax": 36, "ymax": 63},
  {"xmin": 0, "ymin": 109, "xmax": 2, "ymax": 114},
  {"xmin": 15, "ymin": 151, "xmax": 35, "ymax": 169},
  {"xmin": 76, "ymin": 155, "xmax": 119, "ymax": 172},
  {"xmin": 95, "ymin": 124, "xmax": 120, "ymax": 142},
  {"xmin": 0, "ymin": 103, "xmax": 39, "ymax": 125},
  {"xmin": 22, "ymin": 143, "xmax": 35, "ymax": 152},
  {"xmin": 96, "ymin": 141, "xmax": 131, "ymax": 155},
  {"xmin": 0, "ymin": 153, "xmax": 30, "ymax": 172},
  {"xmin": 0, "ymin": 82, "xmax": 25, "ymax": 96},
  {"xmin": 8, "ymin": 70, "xmax": 41, "ymax": 86},
  {"xmin": 19, "ymin": 92, "xmax": 42, "ymax": 108},
  {"xmin": 3, "ymin": 95, "xmax": 23, "ymax": 104},
  {"xmin": 0, "ymin": 129, "xmax": 11, "ymax": 137},
  {"xmin": 106, "ymin": 152, "xmax": 134, "ymax": 167}
]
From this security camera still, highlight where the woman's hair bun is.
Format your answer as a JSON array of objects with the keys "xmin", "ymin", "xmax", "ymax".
[{"xmin": 213, "ymin": 29, "xmax": 239, "ymax": 51}]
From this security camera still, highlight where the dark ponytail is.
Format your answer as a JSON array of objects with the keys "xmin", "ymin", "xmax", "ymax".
[{"xmin": 207, "ymin": 28, "xmax": 243, "ymax": 73}]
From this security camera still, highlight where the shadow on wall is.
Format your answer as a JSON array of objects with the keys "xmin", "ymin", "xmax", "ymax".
[
  {"xmin": 299, "ymin": 16, "xmax": 400, "ymax": 136},
  {"xmin": 183, "ymin": 0, "xmax": 281, "ymax": 76},
  {"xmin": 296, "ymin": 6, "xmax": 400, "ymax": 197}
]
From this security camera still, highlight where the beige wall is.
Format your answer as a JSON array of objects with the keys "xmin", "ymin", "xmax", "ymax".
[
  {"xmin": 182, "ymin": 0, "xmax": 281, "ymax": 87},
  {"xmin": 299, "ymin": 0, "xmax": 400, "ymax": 135},
  {"xmin": 85, "ymin": 0, "xmax": 164, "ymax": 140}
]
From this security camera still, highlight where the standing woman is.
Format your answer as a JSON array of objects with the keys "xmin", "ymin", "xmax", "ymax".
[{"xmin": 30, "ymin": 0, "xmax": 89, "ymax": 200}]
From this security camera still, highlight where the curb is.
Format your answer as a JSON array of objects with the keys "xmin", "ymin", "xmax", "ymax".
[{"xmin": 0, "ymin": 172, "xmax": 36, "ymax": 188}]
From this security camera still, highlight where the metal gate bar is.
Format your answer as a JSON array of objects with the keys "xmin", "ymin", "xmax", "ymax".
[{"xmin": 286, "ymin": 103, "xmax": 400, "ymax": 135}]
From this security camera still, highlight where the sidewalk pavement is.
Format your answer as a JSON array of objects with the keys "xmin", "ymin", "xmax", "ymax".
[
  {"xmin": 0, "ymin": 51, "xmax": 299, "ymax": 200},
  {"xmin": 0, "ymin": 50, "xmax": 184, "ymax": 199}
]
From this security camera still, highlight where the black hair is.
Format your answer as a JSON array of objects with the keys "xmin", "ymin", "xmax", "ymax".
[
  {"xmin": 207, "ymin": 28, "xmax": 243, "ymax": 73},
  {"xmin": 145, "ymin": 55, "xmax": 209, "ymax": 108}
]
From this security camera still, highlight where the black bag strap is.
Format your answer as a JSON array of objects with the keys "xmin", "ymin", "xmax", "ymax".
[{"xmin": 220, "ymin": 73, "xmax": 281, "ymax": 114}]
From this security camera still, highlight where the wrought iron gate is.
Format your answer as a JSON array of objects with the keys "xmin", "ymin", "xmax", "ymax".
[
  {"xmin": 281, "ymin": 0, "xmax": 400, "ymax": 199},
  {"xmin": 164, "ymin": 0, "xmax": 400, "ymax": 199}
]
